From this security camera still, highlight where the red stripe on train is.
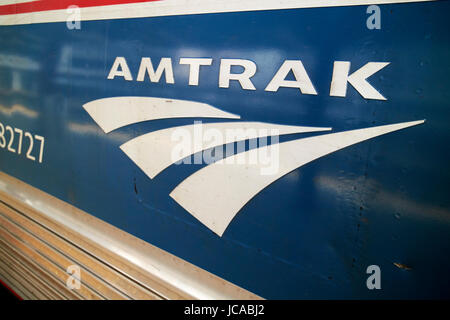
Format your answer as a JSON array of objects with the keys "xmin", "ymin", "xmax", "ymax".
[
  {"xmin": 0, "ymin": 278, "xmax": 22, "ymax": 300},
  {"xmin": 0, "ymin": 0, "xmax": 161, "ymax": 16}
]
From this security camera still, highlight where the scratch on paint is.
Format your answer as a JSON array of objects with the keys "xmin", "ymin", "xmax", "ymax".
[{"xmin": 393, "ymin": 262, "xmax": 412, "ymax": 270}]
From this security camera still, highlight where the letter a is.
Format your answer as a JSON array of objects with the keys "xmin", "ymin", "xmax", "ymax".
[
  {"xmin": 107, "ymin": 57, "xmax": 133, "ymax": 81},
  {"xmin": 366, "ymin": 265, "xmax": 381, "ymax": 289},
  {"xmin": 265, "ymin": 60, "xmax": 317, "ymax": 94}
]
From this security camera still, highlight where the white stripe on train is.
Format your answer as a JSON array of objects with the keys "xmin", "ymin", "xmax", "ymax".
[{"xmin": 0, "ymin": 0, "xmax": 436, "ymax": 25}]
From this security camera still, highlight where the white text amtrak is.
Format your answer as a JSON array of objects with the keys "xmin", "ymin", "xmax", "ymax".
[{"xmin": 107, "ymin": 57, "xmax": 390, "ymax": 100}]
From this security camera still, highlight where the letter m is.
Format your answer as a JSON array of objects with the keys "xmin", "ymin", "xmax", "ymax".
[{"xmin": 137, "ymin": 57, "xmax": 175, "ymax": 84}]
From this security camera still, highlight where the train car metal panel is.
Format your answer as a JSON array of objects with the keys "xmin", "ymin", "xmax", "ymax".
[{"xmin": 0, "ymin": 0, "xmax": 449, "ymax": 299}]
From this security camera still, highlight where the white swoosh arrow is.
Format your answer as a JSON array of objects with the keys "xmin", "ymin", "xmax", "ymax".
[
  {"xmin": 120, "ymin": 122, "xmax": 331, "ymax": 179},
  {"xmin": 83, "ymin": 96, "xmax": 240, "ymax": 133},
  {"xmin": 170, "ymin": 120, "xmax": 425, "ymax": 236}
]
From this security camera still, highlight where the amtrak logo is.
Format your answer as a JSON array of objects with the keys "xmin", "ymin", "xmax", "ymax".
[{"xmin": 83, "ymin": 97, "xmax": 424, "ymax": 236}]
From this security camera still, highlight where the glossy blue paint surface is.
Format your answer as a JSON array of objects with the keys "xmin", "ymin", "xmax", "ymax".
[{"xmin": 1, "ymin": 2, "xmax": 449, "ymax": 298}]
